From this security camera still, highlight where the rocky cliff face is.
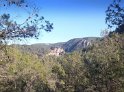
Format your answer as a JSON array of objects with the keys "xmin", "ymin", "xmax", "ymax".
[
  {"xmin": 62, "ymin": 37, "xmax": 97, "ymax": 52},
  {"xmin": 48, "ymin": 47, "xmax": 65, "ymax": 56}
]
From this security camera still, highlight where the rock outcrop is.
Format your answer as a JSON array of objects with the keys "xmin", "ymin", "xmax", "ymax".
[{"xmin": 48, "ymin": 47, "xmax": 65, "ymax": 56}]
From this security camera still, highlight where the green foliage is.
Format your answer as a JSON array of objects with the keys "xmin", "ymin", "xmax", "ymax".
[
  {"xmin": 1, "ymin": 0, "xmax": 124, "ymax": 91},
  {"xmin": 106, "ymin": 0, "xmax": 124, "ymax": 28},
  {"xmin": 51, "ymin": 52, "xmax": 88, "ymax": 92},
  {"xmin": 0, "ymin": 47, "xmax": 52, "ymax": 92},
  {"xmin": 50, "ymin": 32, "xmax": 124, "ymax": 92},
  {"xmin": 0, "ymin": 0, "xmax": 53, "ymax": 43},
  {"xmin": 0, "ymin": 32, "xmax": 124, "ymax": 92},
  {"xmin": 83, "ymin": 33, "xmax": 124, "ymax": 92}
]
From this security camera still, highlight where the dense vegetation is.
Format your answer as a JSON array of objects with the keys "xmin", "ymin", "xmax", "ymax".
[
  {"xmin": 0, "ymin": 30, "xmax": 124, "ymax": 92},
  {"xmin": 0, "ymin": 0, "xmax": 124, "ymax": 92}
]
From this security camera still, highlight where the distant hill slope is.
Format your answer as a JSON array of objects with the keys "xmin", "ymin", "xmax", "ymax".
[
  {"xmin": 14, "ymin": 37, "xmax": 100, "ymax": 57},
  {"xmin": 62, "ymin": 37, "xmax": 100, "ymax": 52}
]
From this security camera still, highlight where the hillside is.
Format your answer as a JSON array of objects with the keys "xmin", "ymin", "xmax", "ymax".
[
  {"xmin": 14, "ymin": 37, "xmax": 100, "ymax": 57},
  {"xmin": 62, "ymin": 37, "xmax": 100, "ymax": 52},
  {"xmin": 1, "ymin": 32, "xmax": 124, "ymax": 92}
]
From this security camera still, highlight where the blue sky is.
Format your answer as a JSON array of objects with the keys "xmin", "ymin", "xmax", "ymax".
[{"xmin": 1, "ymin": 0, "xmax": 112, "ymax": 44}]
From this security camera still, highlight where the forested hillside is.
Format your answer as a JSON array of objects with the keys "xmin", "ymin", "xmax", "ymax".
[
  {"xmin": 13, "ymin": 37, "xmax": 100, "ymax": 57},
  {"xmin": 0, "ymin": 0, "xmax": 124, "ymax": 92},
  {"xmin": 0, "ymin": 31, "xmax": 124, "ymax": 92}
]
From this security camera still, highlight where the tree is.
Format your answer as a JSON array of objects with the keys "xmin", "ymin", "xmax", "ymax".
[
  {"xmin": 105, "ymin": 0, "xmax": 124, "ymax": 33},
  {"xmin": 0, "ymin": 0, "xmax": 53, "ymax": 43},
  {"xmin": 0, "ymin": 46, "xmax": 54, "ymax": 92},
  {"xmin": 84, "ymin": 32, "xmax": 124, "ymax": 92},
  {"xmin": 51, "ymin": 52, "xmax": 89, "ymax": 92},
  {"xmin": 0, "ymin": 2, "xmax": 54, "ymax": 91},
  {"xmin": 106, "ymin": 0, "xmax": 123, "ymax": 27}
]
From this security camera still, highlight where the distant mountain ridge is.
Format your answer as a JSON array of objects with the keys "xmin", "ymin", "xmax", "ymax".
[
  {"xmin": 14, "ymin": 37, "xmax": 100, "ymax": 57},
  {"xmin": 62, "ymin": 37, "xmax": 99, "ymax": 52}
]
